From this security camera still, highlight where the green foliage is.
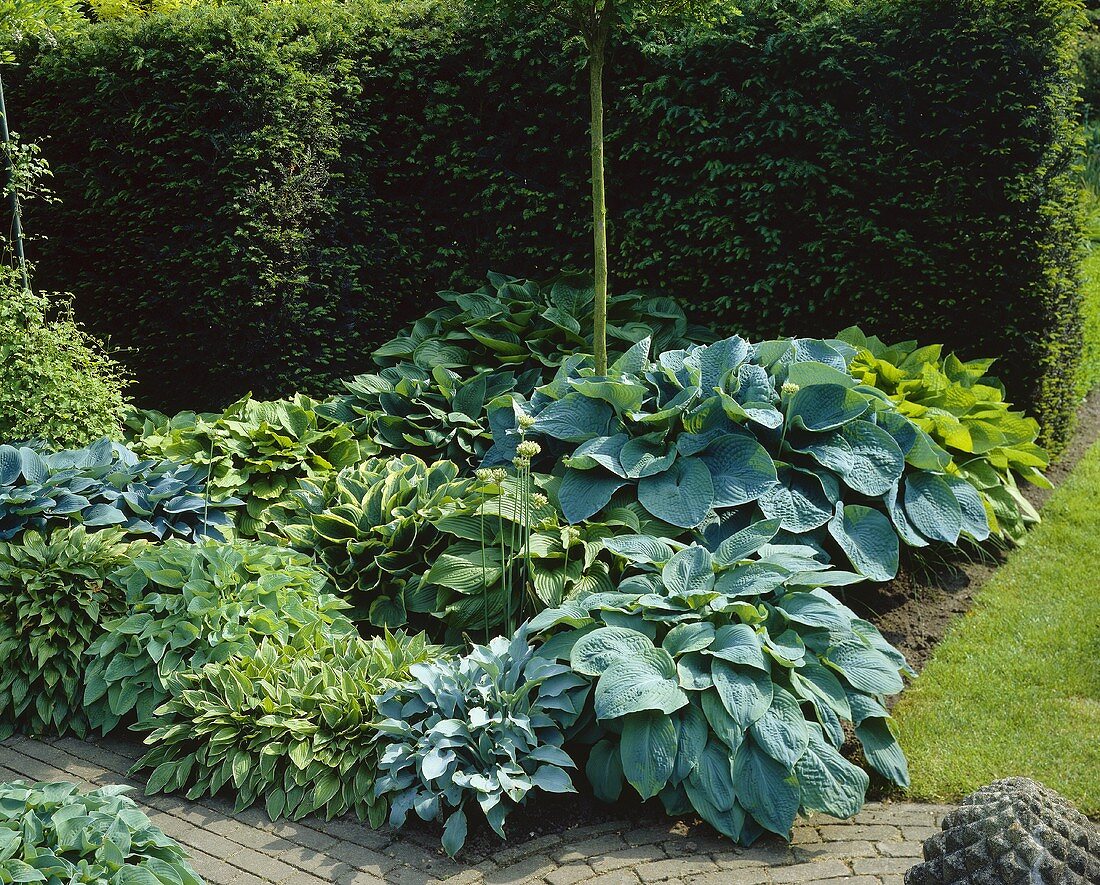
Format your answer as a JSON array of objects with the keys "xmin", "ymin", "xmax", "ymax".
[
  {"xmin": 135, "ymin": 629, "xmax": 440, "ymax": 825},
  {"xmin": 505, "ymin": 336, "xmax": 986, "ymax": 583},
  {"xmin": 127, "ymin": 394, "xmax": 369, "ymax": 539},
  {"xmin": 530, "ymin": 530, "xmax": 911, "ymax": 842},
  {"xmin": 374, "ymin": 629, "xmax": 589, "ymax": 856},
  {"xmin": 0, "ymin": 275, "xmax": 128, "ymax": 448},
  {"xmin": 1081, "ymin": 248, "xmax": 1100, "ymax": 396},
  {"xmin": 319, "ymin": 365, "xmax": 526, "ymax": 471},
  {"xmin": 840, "ymin": 328, "xmax": 1050, "ymax": 544},
  {"xmin": 271, "ymin": 454, "xmax": 474, "ymax": 630},
  {"xmin": 0, "ymin": 438, "xmax": 240, "ymax": 542},
  {"xmin": 0, "ymin": 781, "xmax": 204, "ymax": 885},
  {"xmin": 83, "ymin": 539, "xmax": 354, "ymax": 735},
  {"xmin": 11, "ymin": 0, "xmax": 1084, "ymax": 445},
  {"xmin": 0, "ymin": 527, "xmax": 129, "ymax": 739}
]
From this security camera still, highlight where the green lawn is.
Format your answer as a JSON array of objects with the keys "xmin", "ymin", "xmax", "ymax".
[{"xmin": 893, "ymin": 441, "xmax": 1100, "ymax": 815}]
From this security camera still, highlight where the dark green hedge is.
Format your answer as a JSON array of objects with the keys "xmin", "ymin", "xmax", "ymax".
[{"xmin": 7, "ymin": 0, "xmax": 1087, "ymax": 450}]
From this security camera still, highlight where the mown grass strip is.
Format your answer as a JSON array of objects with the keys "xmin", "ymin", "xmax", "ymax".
[{"xmin": 894, "ymin": 442, "xmax": 1100, "ymax": 814}]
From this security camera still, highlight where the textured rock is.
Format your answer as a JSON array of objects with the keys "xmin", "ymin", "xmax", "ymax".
[{"xmin": 905, "ymin": 778, "xmax": 1100, "ymax": 884}]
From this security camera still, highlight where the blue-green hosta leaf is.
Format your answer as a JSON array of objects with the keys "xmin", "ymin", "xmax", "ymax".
[
  {"xmin": 714, "ymin": 562, "xmax": 790, "ymax": 598},
  {"xmin": 594, "ymin": 647, "xmax": 688, "ymax": 720},
  {"xmin": 571, "ymin": 627, "xmax": 656, "ymax": 677},
  {"xmin": 791, "ymin": 656, "xmax": 852, "ymax": 721},
  {"xmin": 854, "ymin": 717, "xmax": 910, "ymax": 788},
  {"xmin": 711, "ymin": 661, "xmax": 772, "ymax": 729},
  {"xmin": 806, "ymin": 421, "xmax": 905, "ymax": 497},
  {"xmin": 638, "ymin": 458, "xmax": 714, "ymax": 529},
  {"xmin": 758, "ymin": 467, "xmax": 833, "ymax": 532},
  {"xmin": 558, "ymin": 470, "xmax": 628, "ymax": 524},
  {"xmin": 688, "ymin": 736, "xmax": 738, "ymax": 813},
  {"xmin": 828, "ymin": 503, "xmax": 899, "ymax": 582},
  {"xmin": 661, "ymin": 545, "xmax": 715, "ymax": 597},
  {"xmin": 732, "ymin": 737, "xmax": 800, "ymax": 837},
  {"xmin": 713, "ymin": 518, "xmax": 783, "ymax": 566},
  {"xmin": 787, "ymin": 384, "xmax": 869, "ymax": 431},
  {"xmin": 602, "ymin": 534, "xmax": 676, "ymax": 565},
  {"xmin": 610, "ymin": 337, "xmax": 652, "ymax": 376},
  {"xmin": 903, "ymin": 473, "xmax": 962, "ymax": 544},
  {"xmin": 748, "ymin": 687, "xmax": 810, "ymax": 768},
  {"xmin": 677, "ymin": 653, "xmax": 714, "ymax": 691},
  {"xmin": 620, "ymin": 435, "xmax": 677, "ymax": 478},
  {"xmin": 706, "ymin": 624, "xmax": 767, "ymax": 670},
  {"xmin": 528, "ymin": 603, "xmax": 593, "ymax": 633},
  {"xmin": 662, "ymin": 622, "xmax": 716, "ymax": 657},
  {"xmin": 672, "ymin": 703, "xmax": 709, "ymax": 782},
  {"xmin": 883, "ymin": 481, "xmax": 929, "ymax": 548},
  {"xmin": 700, "ymin": 435, "xmax": 778, "ymax": 508},
  {"xmin": 825, "ymin": 641, "xmax": 905, "ymax": 695},
  {"xmin": 620, "ymin": 711, "xmax": 677, "ymax": 800},
  {"xmin": 695, "ymin": 336, "xmax": 751, "ymax": 390},
  {"xmin": 566, "ymin": 434, "xmax": 629, "ymax": 476},
  {"xmin": 786, "ymin": 360, "xmax": 858, "ymax": 389},
  {"xmin": 777, "ymin": 590, "xmax": 853, "ymax": 632},
  {"xmin": 945, "ymin": 475, "xmax": 991, "ymax": 542},
  {"xmin": 0, "ymin": 446, "xmax": 20, "ymax": 485},
  {"xmin": 532, "ymin": 393, "xmax": 613, "ymax": 442},
  {"xmin": 764, "ymin": 629, "xmax": 806, "ymax": 667},
  {"xmin": 572, "ymin": 379, "xmax": 648, "ymax": 413},
  {"xmin": 586, "ymin": 738, "xmax": 625, "ymax": 803},
  {"xmin": 440, "ymin": 808, "xmax": 467, "ymax": 857},
  {"xmin": 795, "ymin": 725, "xmax": 869, "ymax": 819}
]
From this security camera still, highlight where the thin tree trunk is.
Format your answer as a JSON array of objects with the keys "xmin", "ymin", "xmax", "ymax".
[
  {"xmin": 588, "ymin": 32, "xmax": 609, "ymax": 376},
  {"xmin": 0, "ymin": 69, "xmax": 29, "ymax": 292}
]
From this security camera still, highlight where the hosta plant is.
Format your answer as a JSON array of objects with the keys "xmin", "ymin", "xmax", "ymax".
[
  {"xmin": 270, "ymin": 455, "xmax": 474, "ymax": 629},
  {"xmin": 135, "ymin": 629, "xmax": 440, "ymax": 825},
  {"xmin": 493, "ymin": 336, "xmax": 990, "ymax": 582},
  {"xmin": 83, "ymin": 539, "xmax": 354, "ymax": 735},
  {"xmin": 838, "ymin": 327, "xmax": 1049, "ymax": 543},
  {"xmin": 529, "ymin": 524, "xmax": 912, "ymax": 843},
  {"xmin": 318, "ymin": 365, "xmax": 535, "ymax": 471},
  {"xmin": 429, "ymin": 470, "xmax": 673, "ymax": 640},
  {"xmin": 0, "ymin": 781, "xmax": 204, "ymax": 885},
  {"xmin": 0, "ymin": 438, "xmax": 240, "ymax": 542},
  {"xmin": 0, "ymin": 527, "xmax": 130, "ymax": 738},
  {"xmin": 374, "ymin": 629, "xmax": 590, "ymax": 856},
  {"xmin": 125, "ymin": 394, "xmax": 370, "ymax": 539},
  {"xmin": 373, "ymin": 273, "xmax": 710, "ymax": 390}
]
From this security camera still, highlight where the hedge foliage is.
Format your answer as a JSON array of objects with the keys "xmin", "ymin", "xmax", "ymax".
[{"xmin": 8, "ymin": 0, "xmax": 1086, "ymax": 446}]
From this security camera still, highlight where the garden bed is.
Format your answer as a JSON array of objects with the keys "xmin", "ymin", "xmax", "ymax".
[{"xmin": 855, "ymin": 389, "xmax": 1100, "ymax": 674}]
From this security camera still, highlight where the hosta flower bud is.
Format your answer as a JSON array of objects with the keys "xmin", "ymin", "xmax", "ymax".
[
  {"xmin": 781, "ymin": 381, "xmax": 801, "ymax": 398},
  {"xmin": 517, "ymin": 414, "xmax": 536, "ymax": 430},
  {"xmin": 516, "ymin": 440, "xmax": 542, "ymax": 459},
  {"xmin": 530, "ymin": 492, "xmax": 548, "ymax": 508}
]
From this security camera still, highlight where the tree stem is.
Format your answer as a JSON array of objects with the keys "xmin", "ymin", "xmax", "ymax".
[{"xmin": 588, "ymin": 29, "xmax": 609, "ymax": 376}]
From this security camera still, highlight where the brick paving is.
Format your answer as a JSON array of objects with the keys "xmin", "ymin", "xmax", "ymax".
[{"xmin": 0, "ymin": 735, "xmax": 948, "ymax": 885}]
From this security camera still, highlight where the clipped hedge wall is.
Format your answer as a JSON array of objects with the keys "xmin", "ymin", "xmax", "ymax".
[{"xmin": 8, "ymin": 0, "xmax": 1087, "ymax": 450}]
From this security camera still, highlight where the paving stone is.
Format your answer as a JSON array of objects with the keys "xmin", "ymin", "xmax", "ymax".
[
  {"xmin": 693, "ymin": 870, "xmax": 771, "ymax": 885},
  {"xmin": 327, "ymin": 840, "xmax": 402, "ymax": 876},
  {"xmin": 550, "ymin": 834, "xmax": 627, "ymax": 863},
  {"xmin": 796, "ymin": 839, "xmax": 877, "ymax": 861},
  {"xmin": 899, "ymin": 826, "xmax": 939, "ymax": 842},
  {"xmin": 769, "ymin": 859, "xmax": 852, "ymax": 883},
  {"xmin": 631, "ymin": 856, "xmax": 720, "ymax": 881},
  {"xmin": 585, "ymin": 871, "xmax": 641, "ymax": 885},
  {"xmin": 541, "ymin": 863, "xmax": 595, "ymax": 885},
  {"xmin": 336, "ymin": 872, "xmax": 389, "ymax": 885},
  {"xmin": 851, "ymin": 856, "xmax": 917, "ymax": 876},
  {"xmin": 279, "ymin": 870, "xmax": 333, "ymax": 885},
  {"xmin": 590, "ymin": 846, "xmax": 667, "ymax": 872},
  {"xmin": 622, "ymin": 827, "xmax": 674, "ymax": 847},
  {"xmin": 876, "ymin": 840, "xmax": 923, "ymax": 858},
  {"xmin": 819, "ymin": 825, "xmax": 901, "ymax": 843},
  {"xmin": 805, "ymin": 877, "xmax": 883, "ymax": 885},
  {"xmin": 482, "ymin": 854, "xmax": 556, "ymax": 884},
  {"xmin": 226, "ymin": 872, "xmax": 273, "ymax": 885}
]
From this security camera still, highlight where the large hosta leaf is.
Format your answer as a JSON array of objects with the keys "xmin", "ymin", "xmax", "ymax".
[
  {"xmin": 661, "ymin": 546, "xmax": 715, "ymax": 597},
  {"xmin": 854, "ymin": 717, "xmax": 910, "ymax": 788},
  {"xmin": 903, "ymin": 473, "xmax": 962, "ymax": 544},
  {"xmin": 586, "ymin": 739, "xmax": 625, "ymax": 803},
  {"xmin": 945, "ymin": 475, "xmax": 990, "ymax": 541},
  {"xmin": 531, "ymin": 393, "xmax": 613, "ymax": 442},
  {"xmin": 637, "ymin": 458, "xmax": 714, "ymax": 528},
  {"xmin": 700, "ymin": 435, "xmax": 778, "ymax": 508},
  {"xmin": 787, "ymin": 384, "xmax": 869, "ymax": 431},
  {"xmin": 758, "ymin": 467, "xmax": 833, "ymax": 532},
  {"xmin": 795, "ymin": 725, "xmax": 869, "ymax": 818},
  {"xmin": 566, "ymin": 435, "xmax": 628, "ymax": 476},
  {"xmin": 748, "ymin": 687, "xmax": 810, "ymax": 768},
  {"xmin": 559, "ymin": 470, "xmax": 628, "ymax": 524},
  {"xmin": 571, "ymin": 627, "xmax": 656, "ymax": 677},
  {"xmin": 620, "ymin": 711, "xmax": 677, "ymax": 800},
  {"xmin": 711, "ymin": 661, "xmax": 772, "ymax": 728},
  {"xmin": 798, "ymin": 421, "xmax": 904, "ymax": 497},
  {"xmin": 732, "ymin": 737, "xmax": 800, "ymax": 836},
  {"xmin": 828, "ymin": 503, "xmax": 899, "ymax": 581},
  {"xmin": 825, "ymin": 641, "xmax": 905, "ymax": 695},
  {"xmin": 594, "ymin": 647, "xmax": 688, "ymax": 720}
]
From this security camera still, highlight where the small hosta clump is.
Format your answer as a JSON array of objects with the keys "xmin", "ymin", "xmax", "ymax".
[{"xmin": 905, "ymin": 778, "xmax": 1100, "ymax": 885}]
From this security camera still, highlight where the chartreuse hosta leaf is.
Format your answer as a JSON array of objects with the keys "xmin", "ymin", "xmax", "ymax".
[
  {"xmin": 839, "ymin": 326, "xmax": 1048, "ymax": 544},
  {"xmin": 83, "ymin": 539, "xmax": 353, "ymax": 736},
  {"xmin": 0, "ymin": 527, "xmax": 130, "ymax": 739},
  {"xmin": 0, "ymin": 781, "xmax": 203, "ymax": 885},
  {"xmin": 136, "ymin": 630, "xmax": 440, "ymax": 826},
  {"xmin": 504, "ymin": 334, "xmax": 987, "ymax": 584},
  {"xmin": 529, "ymin": 538, "xmax": 913, "ymax": 844},
  {"xmin": 373, "ymin": 628, "xmax": 589, "ymax": 856},
  {"xmin": 125, "ymin": 392, "xmax": 370, "ymax": 540}
]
